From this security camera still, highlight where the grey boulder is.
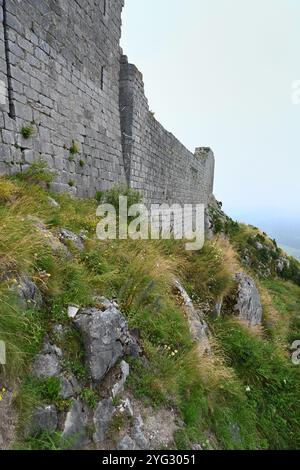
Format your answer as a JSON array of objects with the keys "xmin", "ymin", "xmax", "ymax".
[
  {"xmin": 32, "ymin": 405, "xmax": 58, "ymax": 434},
  {"xmin": 32, "ymin": 353, "xmax": 61, "ymax": 378},
  {"xmin": 74, "ymin": 304, "xmax": 129, "ymax": 383},
  {"xmin": 59, "ymin": 228, "xmax": 85, "ymax": 251},
  {"xmin": 234, "ymin": 273, "xmax": 263, "ymax": 326},
  {"xmin": 93, "ymin": 399, "xmax": 115, "ymax": 444},
  {"xmin": 15, "ymin": 275, "xmax": 43, "ymax": 309},
  {"xmin": 61, "ymin": 400, "xmax": 88, "ymax": 449},
  {"xmin": 117, "ymin": 435, "xmax": 139, "ymax": 451}
]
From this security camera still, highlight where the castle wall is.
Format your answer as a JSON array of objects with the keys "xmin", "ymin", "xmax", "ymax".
[
  {"xmin": 0, "ymin": 0, "xmax": 215, "ymax": 206},
  {"xmin": 119, "ymin": 55, "xmax": 215, "ymax": 206},
  {"xmin": 0, "ymin": 0, "xmax": 126, "ymax": 197}
]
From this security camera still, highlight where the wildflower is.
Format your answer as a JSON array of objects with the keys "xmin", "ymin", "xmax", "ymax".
[
  {"xmin": 0, "ymin": 395, "xmax": 2, "ymax": 402},
  {"xmin": 246, "ymin": 386, "xmax": 251, "ymax": 392}
]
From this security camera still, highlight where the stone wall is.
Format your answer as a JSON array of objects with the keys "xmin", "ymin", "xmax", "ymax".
[
  {"xmin": 0, "ymin": 0, "xmax": 215, "ymax": 205},
  {"xmin": 120, "ymin": 55, "xmax": 214, "ymax": 206},
  {"xmin": 0, "ymin": 0, "xmax": 126, "ymax": 197}
]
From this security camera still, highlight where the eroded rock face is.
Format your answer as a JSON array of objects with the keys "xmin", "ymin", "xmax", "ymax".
[
  {"xmin": 93, "ymin": 399, "xmax": 115, "ymax": 444},
  {"xmin": 59, "ymin": 228, "xmax": 85, "ymax": 251},
  {"xmin": 117, "ymin": 435, "xmax": 138, "ymax": 450},
  {"xmin": 174, "ymin": 280, "xmax": 211, "ymax": 354},
  {"xmin": 74, "ymin": 303, "xmax": 140, "ymax": 383},
  {"xmin": 61, "ymin": 400, "xmax": 88, "ymax": 449},
  {"xmin": 32, "ymin": 353, "xmax": 61, "ymax": 378},
  {"xmin": 32, "ymin": 405, "xmax": 58, "ymax": 434},
  {"xmin": 32, "ymin": 339, "xmax": 62, "ymax": 378},
  {"xmin": 16, "ymin": 275, "xmax": 43, "ymax": 309},
  {"xmin": 234, "ymin": 273, "xmax": 263, "ymax": 326}
]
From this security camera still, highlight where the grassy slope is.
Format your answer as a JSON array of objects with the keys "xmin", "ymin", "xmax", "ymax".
[{"xmin": 1, "ymin": 170, "xmax": 300, "ymax": 450}]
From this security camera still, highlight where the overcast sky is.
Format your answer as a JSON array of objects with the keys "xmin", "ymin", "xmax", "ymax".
[{"xmin": 121, "ymin": 0, "xmax": 300, "ymax": 229}]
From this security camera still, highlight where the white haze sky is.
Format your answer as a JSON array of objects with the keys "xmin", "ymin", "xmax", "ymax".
[{"xmin": 121, "ymin": 0, "xmax": 300, "ymax": 232}]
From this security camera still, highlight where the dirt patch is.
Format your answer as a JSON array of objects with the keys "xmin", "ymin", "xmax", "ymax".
[{"xmin": 130, "ymin": 397, "xmax": 178, "ymax": 449}]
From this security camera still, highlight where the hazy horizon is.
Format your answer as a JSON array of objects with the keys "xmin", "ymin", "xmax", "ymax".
[{"xmin": 121, "ymin": 0, "xmax": 300, "ymax": 256}]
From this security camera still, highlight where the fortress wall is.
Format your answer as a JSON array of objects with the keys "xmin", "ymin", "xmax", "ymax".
[
  {"xmin": 119, "ymin": 55, "xmax": 215, "ymax": 206},
  {"xmin": 0, "ymin": 1, "xmax": 215, "ymax": 206},
  {"xmin": 0, "ymin": 0, "xmax": 126, "ymax": 196}
]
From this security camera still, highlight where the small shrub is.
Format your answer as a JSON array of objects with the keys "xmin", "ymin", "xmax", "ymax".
[
  {"xmin": 96, "ymin": 186, "xmax": 142, "ymax": 213},
  {"xmin": 79, "ymin": 160, "xmax": 85, "ymax": 168},
  {"xmin": 69, "ymin": 140, "xmax": 80, "ymax": 155},
  {"xmin": 21, "ymin": 124, "xmax": 34, "ymax": 139},
  {"xmin": 68, "ymin": 180, "xmax": 75, "ymax": 187},
  {"xmin": 16, "ymin": 161, "xmax": 55, "ymax": 186}
]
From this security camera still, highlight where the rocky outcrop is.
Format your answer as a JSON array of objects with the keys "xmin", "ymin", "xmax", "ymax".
[
  {"xmin": 61, "ymin": 400, "xmax": 89, "ymax": 449},
  {"xmin": 15, "ymin": 275, "xmax": 43, "ymax": 310},
  {"xmin": 32, "ymin": 405, "xmax": 58, "ymax": 434},
  {"xmin": 234, "ymin": 273, "xmax": 263, "ymax": 326},
  {"xmin": 25, "ymin": 298, "xmax": 174, "ymax": 450},
  {"xmin": 32, "ymin": 339, "xmax": 62, "ymax": 378},
  {"xmin": 174, "ymin": 280, "xmax": 211, "ymax": 354},
  {"xmin": 73, "ymin": 301, "xmax": 141, "ymax": 384},
  {"xmin": 59, "ymin": 229, "xmax": 85, "ymax": 251},
  {"xmin": 93, "ymin": 399, "xmax": 115, "ymax": 444}
]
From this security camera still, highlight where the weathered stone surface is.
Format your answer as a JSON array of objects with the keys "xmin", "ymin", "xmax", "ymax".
[
  {"xmin": 59, "ymin": 229, "xmax": 85, "ymax": 251},
  {"xmin": 93, "ymin": 399, "xmax": 115, "ymax": 444},
  {"xmin": 174, "ymin": 280, "xmax": 211, "ymax": 353},
  {"xmin": 131, "ymin": 415, "xmax": 150, "ymax": 450},
  {"xmin": 32, "ymin": 405, "xmax": 58, "ymax": 434},
  {"xmin": 47, "ymin": 197, "xmax": 60, "ymax": 208},
  {"xmin": 234, "ymin": 273, "xmax": 263, "ymax": 326},
  {"xmin": 15, "ymin": 275, "xmax": 43, "ymax": 309},
  {"xmin": 74, "ymin": 303, "xmax": 133, "ymax": 383},
  {"xmin": 0, "ymin": 2, "xmax": 214, "ymax": 206},
  {"xmin": 117, "ymin": 435, "xmax": 139, "ymax": 451},
  {"xmin": 0, "ymin": 388, "xmax": 16, "ymax": 450},
  {"xmin": 61, "ymin": 400, "xmax": 88, "ymax": 449},
  {"xmin": 32, "ymin": 353, "xmax": 61, "ymax": 378},
  {"xmin": 59, "ymin": 375, "xmax": 81, "ymax": 400},
  {"xmin": 112, "ymin": 361, "xmax": 130, "ymax": 398}
]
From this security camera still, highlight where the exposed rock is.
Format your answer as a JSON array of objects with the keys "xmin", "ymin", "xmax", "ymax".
[
  {"xmin": 117, "ymin": 435, "xmax": 139, "ymax": 451},
  {"xmin": 61, "ymin": 400, "xmax": 88, "ymax": 449},
  {"xmin": 32, "ymin": 353, "xmax": 61, "ymax": 378},
  {"xmin": 234, "ymin": 273, "xmax": 263, "ymax": 326},
  {"xmin": 32, "ymin": 405, "xmax": 58, "ymax": 434},
  {"xmin": 52, "ymin": 324, "xmax": 65, "ymax": 339},
  {"xmin": 68, "ymin": 304, "xmax": 80, "ymax": 319},
  {"xmin": 74, "ymin": 303, "xmax": 139, "ymax": 383},
  {"xmin": 117, "ymin": 398, "xmax": 134, "ymax": 418},
  {"xmin": 59, "ymin": 374, "xmax": 81, "ymax": 399},
  {"xmin": 191, "ymin": 444, "xmax": 203, "ymax": 450},
  {"xmin": 41, "ymin": 338, "xmax": 63, "ymax": 358},
  {"xmin": 174, "ymin": 280, "xmax": 211, "ymax": 354},
  {"xmin": 47, "ymin": 196, "xmax": 60, "ymax": 208},
  {"xmin": 213, "ymin": 299, "xmax": 223, "ymax": 318},
  {"xmin": 229, "ymin": 422, "xmax": 242, "ymax": 446},
  {"xmin": 59, "ymin": 228, "xmax": 85, "ymax": 251},
  {"xmin": 130, "ymin": 398, "xmax": 178, "ymax": 450},
  {"xmin": 131, "ymin": 415, "xmax": 150, "ymax": 450},
  {"xmin": 93, "ymin": 399, "xmax": 115, "ymax": 444},
  {"xmin": 276, "ymin": 257, "xmax": 290, "ymax": 274},
  {"xmin": 29, "ymin": 217, "xmax": 70, "ymax": 255},
  {"xmin": 112, "ymin": 361, "xmax": 130, "ymax": 398},
  {"xmin": 0, "ymin": 388, "xmax": 16, "ymax": 450},
  {"xmin": 15, "ymin": 275, "xmax": 43, "ymax": 310}
]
